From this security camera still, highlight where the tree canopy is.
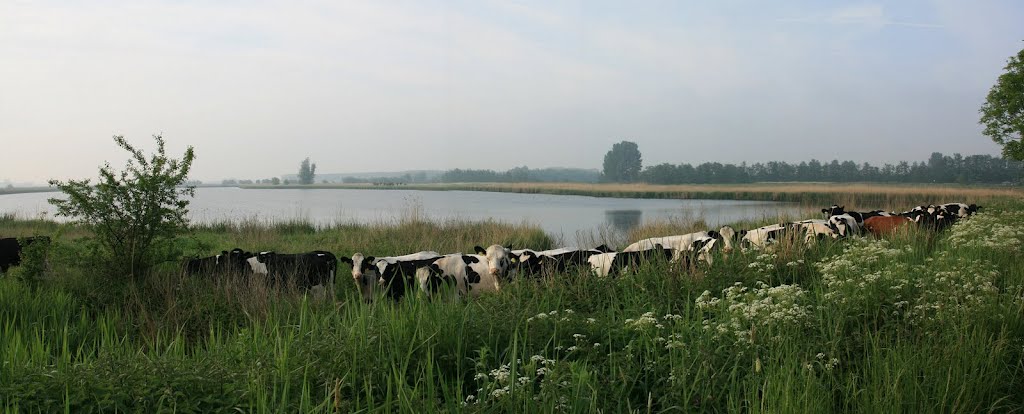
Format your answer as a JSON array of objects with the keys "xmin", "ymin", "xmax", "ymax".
[
  {"xmin": 602, "ymin": 141, "xmax": 643, "ymax": 182},
  {"xmin": 980, "ymin": 46, "xmax": 1024, "ymax": 161},
  {"xmin": 298, "ymin": 158, "xmax": 317, "ymax": 184}
]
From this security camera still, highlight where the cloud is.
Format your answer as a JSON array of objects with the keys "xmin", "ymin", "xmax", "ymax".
[{"xmin": 778, "ymin": 4, "xmax": 943, "ymax": 29}]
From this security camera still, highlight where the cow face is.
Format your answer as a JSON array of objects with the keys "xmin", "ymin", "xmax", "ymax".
[
  {"xmin": 474, "ymin": 245, "xmax": 517, "ymax": 277},
  {"xmin": 822, "ymin": 205, "xmax": 845, "ymax": 217},
  {"xmin": 341, "ymin": 253, "xmax": 377, "ymax": 302}
]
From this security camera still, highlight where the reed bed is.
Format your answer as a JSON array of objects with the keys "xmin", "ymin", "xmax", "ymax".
[{"xmin": 2, "ymin": 199, "xmax": 1024, "ymax": 412}]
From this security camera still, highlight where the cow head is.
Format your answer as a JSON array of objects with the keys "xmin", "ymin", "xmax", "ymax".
[
  {"xmin": 827, "ymin": 215, "xmax": 854, "ymax": 238},
  {"xmin": 340, "ymin": 253, "xmax": 377, "ymax": 302},
  {"xmin": 717, "ymin": 226, "xmax": 740, "ymax": 252},
  {"xmin": 968, "ymin": 204, "xmax": 982, "ymax": 215},
  {"xmin": 822, "ymin": 205, "xmax": 845, "ymax": 217},
  {"xmin": 474, "ymin": 244, "xmax": 517, "ymax": 277}
]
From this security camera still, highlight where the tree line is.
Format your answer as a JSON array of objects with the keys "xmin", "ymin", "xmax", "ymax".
[{"xmin": 640, "ymin": 152, "xmax": 1023, "ymax": 184}]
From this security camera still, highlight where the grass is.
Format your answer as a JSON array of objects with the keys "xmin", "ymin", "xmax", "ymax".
[{"xmin": 2, "ymin": 198, "xmax": 1024, "ymax": 412}]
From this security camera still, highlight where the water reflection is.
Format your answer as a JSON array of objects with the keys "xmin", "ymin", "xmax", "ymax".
[{"xmin": 605, "ymin": 209, "xmax": 643, "ymax": 232}]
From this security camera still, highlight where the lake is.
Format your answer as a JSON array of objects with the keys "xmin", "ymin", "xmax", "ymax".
[{"xmin": 0, "ymin": 187, "xmax": 804, "ymax": 245}]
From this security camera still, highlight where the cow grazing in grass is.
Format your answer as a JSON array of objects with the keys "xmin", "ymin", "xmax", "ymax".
[
  {"xmin": 740, "ymin": 223, "xmax": 791, "ymax": 249},
  {"xmin": 793, "ymin": 219, "xmax": 838, "ymax": 243},
  {"xmin": 827, "ymin": 214, "xmax": 862, "ymax": 238},
  {"xmin": 512, "ymin": 245, "xmax": 614, "ymax": 277},
  {"xmin": 863, "ymin": 215, "xmax": 914, "ymax": 237},
  {"xmin": 416, "ymin": 253, "xmax": 500, "ymax": 299},
  {"xmin": 623, "ymin": 229, "xmax": 726, "ymax": 264},
  {"xmin": 587, "ymin": 244, "xmax": 672, "ymax": 277},
  {"xmin": 938, "ymin": 203, "xmax": 981, "ymax": 218},
  {"xmin": 255, "ymin": 251, "xmax": 337, "ymax": 291},
  {"xmin": 341, "ymin": 251, "xmax": 442, "ymax": 301},
  {"xmin": 184, "ymin": 248, "xmax": 253, "ymax": 276},
  {"xmin": 0, "ymin": 236, "xmax": 50, "ymax": 273}
]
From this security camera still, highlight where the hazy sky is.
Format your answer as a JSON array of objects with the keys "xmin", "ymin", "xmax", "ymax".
[{"xmin": 2, "ymin": 1, "xmax": 1023, "ymax": 184}]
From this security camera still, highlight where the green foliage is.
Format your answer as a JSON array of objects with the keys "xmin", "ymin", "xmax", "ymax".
[
  {"xmin": 7, "ymin": 237, "xmax": 51, "ymax": 288},
  {"xmin": 980, "ymin": 46, "xmax": 1024, "ymax": 161},
  {"xmin": 602, "ymin": 140, "xmax": 643, "ymax": 183},
  {"xmin": 298, "ymin": 157, "xmax": 317, "ymax": 185},
  {"xmin": 47, "ymin": 135, "xmax": 195, "ymax": 281}
]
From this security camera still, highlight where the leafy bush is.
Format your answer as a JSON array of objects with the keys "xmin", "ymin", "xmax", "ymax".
[{"xmin": 48, "ymin": 135, "xmax": 195, "ymax": 282}]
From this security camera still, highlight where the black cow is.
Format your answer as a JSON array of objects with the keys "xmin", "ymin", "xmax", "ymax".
[
  {"xmin": 587, "ymin": 244, "xmax": 673, "ymax": 277},
  {"xmin": 0, "ymin": 236, "xmax": 50, "ymax": 273},
  {"xmin": 183, "ymin": 248, "xmax": 253, "ymax": 276},
  {"xmin": 255, "ymin": 250, "xmax": 337, "ymax": 290},
  {"xmin": 822, "ymin": 205, "xmax": 891, "ymax": 225}
]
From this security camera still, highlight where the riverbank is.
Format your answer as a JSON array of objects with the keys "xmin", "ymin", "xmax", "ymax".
[
  {"xmin": 3, "ymin": 199, "xmax": 1023, "ymax": 411},
  {"xmin": 240, "ymin": 182, "xmax": 1023, "ymax": 208}
]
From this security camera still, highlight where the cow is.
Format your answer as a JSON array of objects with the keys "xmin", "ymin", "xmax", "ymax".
[
  {"xmin": 826, "ymin": 214, "xmax": 862, "ymax": 237},
  {"xmin": 822, "ymin": 205, "xmax": 891, "ymax": 225},
  {"xmin": 184, "ymin": 248, "xmax": 253, "ymax": 276},
  {"xmin": 254, "ymin": 250, "xmax": 337, "ymax": 291},
  {"xmin": 587, "ymin": 244, "xmax": 672, "ymax": 277},
  {"xmin": 938, "ymin": 203, "xmax": 981, "ymax": 218},
  {"xmin": 622, "ymin": 229, "xmax": 724, "ymax": 264},
  {"xmin": 473, "ymin": 244, "xmax": 517, "ymax": 279},
  {"xmin": 416, "ymin": 253, "xmax": 499, "ymax": 299},
  {"xmin": 340, "ymin": 252, "xmax": 378, "ymax": 302},
  {"xmin": 793, "ymin": 219, "xmax": 838, "ymax": 243},
  {"xmin": 863, "ymin": 215, "xmax": 914, "ymax": 237},
  {"xmin": 0, "ymin": 236, "xmax": 51, "ymax": 273},
  {"xmin": 369, "ymin": 251, "xmax": 443, "ymax": 301},
  {"xmin": 512, "ymin": 245, "xmax": 614, "ymax": 277},
  {"xmin": 739, "ymin": 223, "xmax": 791, "ymax": 250}
]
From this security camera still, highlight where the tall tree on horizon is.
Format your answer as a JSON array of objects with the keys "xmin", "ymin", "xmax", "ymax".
[
  {"xmin": 602, "ymin": 141, "xmax": 643, "ymax": 182},
  {"xmin": 298, "ymin": 158, "xmax": 317, "ymax": 185},
  {"xmin": 980, "ymin": 46, "xmax": 1024, "ymax": 160}
]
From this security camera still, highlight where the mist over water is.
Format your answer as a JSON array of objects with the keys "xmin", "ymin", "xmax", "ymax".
[{"xmin": 0, "ymin": 188, "xmax": 803, "ymax": 247}]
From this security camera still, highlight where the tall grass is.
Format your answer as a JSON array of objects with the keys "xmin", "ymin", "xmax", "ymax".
[{"xmin": 2, "ymin": 200, "xmax": 1024, "ymax": 411}]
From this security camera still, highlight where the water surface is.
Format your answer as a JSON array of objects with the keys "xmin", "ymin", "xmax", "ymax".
[{"xmin": 0, "ymin": 188, "xmax": 803, "ymax": 245}]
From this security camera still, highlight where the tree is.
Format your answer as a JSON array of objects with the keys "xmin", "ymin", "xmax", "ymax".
[
  {"xmin": 980, "ymin": 46, "xmax": 1024, "ymax": 160},
  {"xmin": 602, "ymin": 141, "xmax": 643, "ymax": 182},
  {"xmin": 48, "ymin": 135, "xmax": 195, "ymax": 281},
  {"xmin": 298, "ymin": 158, "xmax": 317, "ymax": 184}
]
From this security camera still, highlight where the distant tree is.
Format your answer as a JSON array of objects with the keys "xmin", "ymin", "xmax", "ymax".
[
  {"xmin": 48, "ymin": 135, "xmax": 195, "ymax": 281},
  {"xmin": 298, "ymin": 158, "xmax": 317, "ymax": 184},
  {"xmin": 602, "ymin": 141, "xmax": 643, "ymax": 182},
  {"xmin": 980, "ymin": 46, "xmax": 1024, "ymax": 160},
  {"xmin": 271, "ymin": 177, "xmax": 281, "ymax": 185}
]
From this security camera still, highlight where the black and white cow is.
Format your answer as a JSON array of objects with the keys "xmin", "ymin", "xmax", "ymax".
[
  {"xmin": 374, "ymin": 251, "xmax": 444, "ymax": 300},
  {"xmin": 938, "ymin": 203, "xmax": 981, "ymax": 219},
  {"xmin": 416, "ymin": 253, "xmax": 499, "ymax": 299},
  {"xmin": 587, "ymin": 244, "xmax": 673, "ymax": 277},
  {"xmin": 184, "ymin": 248, "xmax": 253, "ymax": 276},
  {"xmin": 740, "ymin": 223, "xmax": 791, "ymax": 249},
  {"xmin": 254, "ymin": 250, "xmax": 337, "ymax": 290},
  {"xmin": 511, "ymin": 244, "xmax": 614, "ymax": 277},
  {"xmin": 622, "ymin": 228, "xmax": 727, "ymax": 264},
  {"xmin": 793, "ymin": 219, "xmax": 838, "ymax": 243},
  {"xmin": 822, "ymin": 205, "xmax": 891, "ymax": 225},
  {"xmin": 0, "ymin": 236, "xmax": 50, "ymax": 273},
  {"xmin": 826, "ymin": 214, "xmax": 862, "ymax": 237}
]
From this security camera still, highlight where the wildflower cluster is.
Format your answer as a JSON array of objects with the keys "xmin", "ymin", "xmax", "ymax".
[
  {"xmin": 695, "ymin": 282, "xmax": 813, "ymax": 348},
  {"xmin": 815, "ymin": 238, "xmax": 916, "ymax": 315},
  {"xmin": 804, "ymin": 352, "xmax": 841, "ymax": 373},
  {"xmin": 746, "ymin": 252, "xmax": 778, "ymax": 273},
  {"xmin": 466, "ymin": 354, "xmax": 574, "ymax": 410},
  {"xmin": 945, "ymin": 211, "xmax": 1024, "ymax": 253},
  {"xmin": 908, "ymin": 256, "xmax": 1001, "ymax": 325}
]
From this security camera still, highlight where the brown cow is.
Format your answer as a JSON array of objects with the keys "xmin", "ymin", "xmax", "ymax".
[{"xmin": 863, "ymin": 216, "xmax": 914, "ymax": 237}]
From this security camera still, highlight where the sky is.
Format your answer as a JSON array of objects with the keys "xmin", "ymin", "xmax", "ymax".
[{"xmin": 2, "ymin": 1, "xmax": 1023, "ymax": 185}]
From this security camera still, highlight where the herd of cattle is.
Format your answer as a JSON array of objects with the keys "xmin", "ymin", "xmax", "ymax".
[{"xmin": 0, "ymin": 202, "xmax": 981, "ymax": 303}]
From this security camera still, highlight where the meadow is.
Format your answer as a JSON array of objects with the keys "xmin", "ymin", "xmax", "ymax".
[{"xmin": 1, "ymin": 192, "xmax": 1023, "ymax": 412}]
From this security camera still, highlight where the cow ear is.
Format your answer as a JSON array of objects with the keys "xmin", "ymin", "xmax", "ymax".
[
  {"xmin": 429, "ymin": 263, "xmax": 442, "ymax": 274},
  {"xmin": 365, "ymin": 256, "xmax": 375, "ymax": 263},
  {"xmin": 474, "ymin": 246, "xmax": 486, "ymax": 255},
  {"xmin": 739, "ymin": 230, "xmax": 748, "ymax": 237},
  {"xmin": 462, "ymin": 255, "xmax": 480, "ymax": 264},
  {"xmin": 339, "ymin": 257, "xmax": 353, "ymax": 265},
  {"xmin": 707, "ymin": 230, "xmax": 721, "ymax": 239},
  {"xmin": 821, "ymin": 208, "xmax": 828, "ymax": 214}
]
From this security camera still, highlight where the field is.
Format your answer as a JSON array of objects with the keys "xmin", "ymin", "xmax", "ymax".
[{"xmin": 2, "ymin": 191, "xmax": 1024, "ymax": 412}]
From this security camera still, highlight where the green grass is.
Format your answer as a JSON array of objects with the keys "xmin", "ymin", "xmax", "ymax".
[{"xmin": 2, "ymin": 200, "xmax": 1024, "ymax": 412}]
